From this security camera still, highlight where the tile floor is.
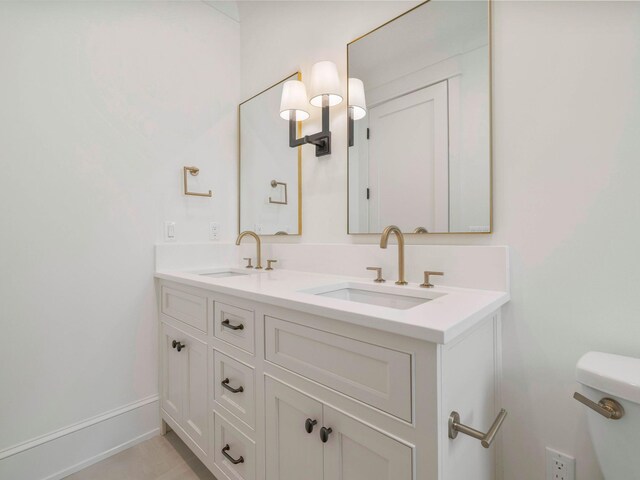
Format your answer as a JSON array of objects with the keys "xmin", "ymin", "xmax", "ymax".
[{"xmin": 64, "ymin": 431, "xmax": 216, "ymax": 480}]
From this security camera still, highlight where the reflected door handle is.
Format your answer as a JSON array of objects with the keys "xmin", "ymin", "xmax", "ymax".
[{"xmin": 221, "ymin": 378, "xmax": 244, "ymax": 393}]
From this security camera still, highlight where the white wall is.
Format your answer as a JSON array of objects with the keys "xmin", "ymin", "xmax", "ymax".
[
  {"xmin": 0, "ymin": 0, "xmax": 239, "ymax": 471},
  {"xmin": 239, "ymin": 1, "xmax": 640, "ymax": 479}
]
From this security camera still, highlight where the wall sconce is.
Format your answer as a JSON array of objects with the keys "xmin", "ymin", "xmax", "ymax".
[
  {"xmin": 280, "ymin": 61, "xmax": 342, "ymax": 157},
  {"xmin": 348, "ymin": 78, "xmax": 367, "ymax": 147}
]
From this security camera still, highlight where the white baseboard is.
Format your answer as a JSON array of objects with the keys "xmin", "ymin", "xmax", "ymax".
[{"xmin": 0, "ymin": 395, "xmax": 160, "ymax": 480}]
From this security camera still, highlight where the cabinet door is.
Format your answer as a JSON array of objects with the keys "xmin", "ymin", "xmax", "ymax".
[
  {"xmin": 265, "ymin": 378, "xmax": 324, "ymax": 480},
  {"xmin": 161, "ymin": 323, "xmax": 183, "ymax": 422},
  {"xmin": 323, "ymin": 405, "xmax": 413, "ymax": 480},
  {"xmin": 182, "ymin": 335, "xmax": 208, "ymax": 455}
]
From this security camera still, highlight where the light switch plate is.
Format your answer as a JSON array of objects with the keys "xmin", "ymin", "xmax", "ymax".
[{"xmin": 164, "ymin": 221, "xmax": 176, "ymax": 242}]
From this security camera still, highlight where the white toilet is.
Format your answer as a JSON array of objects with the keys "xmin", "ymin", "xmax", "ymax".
[{"xmin": 576, "ymin": 352, "xmax": 640, "ymax": 480}]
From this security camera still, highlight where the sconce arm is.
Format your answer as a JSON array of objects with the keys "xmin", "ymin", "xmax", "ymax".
[{"xmin": 288, "ymin": 95, "xmax": 331, "ymax": 156}]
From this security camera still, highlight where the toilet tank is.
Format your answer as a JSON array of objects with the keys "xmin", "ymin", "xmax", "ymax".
[{"xmin": 576, "ymin": 352, "xmax": 640, "ymax": 480}]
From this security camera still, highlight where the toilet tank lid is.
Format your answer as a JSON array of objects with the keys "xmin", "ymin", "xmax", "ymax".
[{"xmin": 576, "ymin": 352, "xmax": 640, "ymax": 404}]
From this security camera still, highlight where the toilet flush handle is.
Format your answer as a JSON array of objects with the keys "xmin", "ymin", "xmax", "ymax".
[{"xmin": 573, "ymin": 392, "xmax": 625, "ymax": 420}]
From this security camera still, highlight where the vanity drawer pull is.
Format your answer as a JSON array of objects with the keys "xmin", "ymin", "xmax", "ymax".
[
  {"xmin": 221, "ymin": 444, "xmax": 244, "ymax": 464},
  {"xmin": 171, "ymin": 340, "xmax": 185, "ymax": 352},
  {"xmin": 221, "ymin": 378, "xmax": 244, "ymax": 394},
  {"xmin": 215, "ymin": 302, "xmax": 255, "ymax": 354},
  {"xmin": 222, "ymin": 319, "xmax": 244, "ymax": 331},
  {"xmin": 305, "ymin": 418, "xmax": 317, "ymax": 434},
  {"xmin": 319, "ymin": 426, "xmax": 333, "ymax": 443}
]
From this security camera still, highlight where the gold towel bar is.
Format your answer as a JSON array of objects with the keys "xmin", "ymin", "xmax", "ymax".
[
  {"xmin": 448, "ymin": 409, "xmax": 507, "ymax": 448},
  {"xmin": 183, "ymin": 166, "xmax": 212, "ymax": 197},
  {"xmin": 269, "ymin": 180, "xmax": 288, "ymax": 205}
]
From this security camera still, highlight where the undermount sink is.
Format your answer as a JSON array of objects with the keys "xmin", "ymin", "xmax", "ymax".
[
  {"xmin": 196, "ymin": 268, "xmax": 252, "ymax": 278},
  {"xmin": 200, "ymin": 271, "xmax": 247, "ymax": 278},
  {"xmin": 304, "ymin": 282, "xmax": 444, "ymax": 310}
]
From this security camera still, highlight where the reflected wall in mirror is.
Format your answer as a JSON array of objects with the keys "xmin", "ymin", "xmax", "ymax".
[
  {"xmin": 348, "ymin": 0, "xmax": 491, "ymax": 234},
  {"xmin": 239, "ymin": 73, "xmax": 302, "ymax": 236}
]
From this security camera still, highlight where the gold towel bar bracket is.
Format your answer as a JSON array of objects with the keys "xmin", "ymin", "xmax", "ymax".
[
  {"xmin": 269, "ymin": 180, "xmax": 288, "ymax": 205},
  {"xmin": 183, "ymin": 166, "xmax": 212, "ymax": 197}
]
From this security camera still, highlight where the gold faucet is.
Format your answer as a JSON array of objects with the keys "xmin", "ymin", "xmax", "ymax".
[
  {"xmin": 380, "ymin": 225, "xmax": 407, "ymax": 285},
  {"xmin": 236, "ymin": 231, "xmax": 263, "ymax": 269}
]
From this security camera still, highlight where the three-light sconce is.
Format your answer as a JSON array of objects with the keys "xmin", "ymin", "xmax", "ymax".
[{"xmin": 279, "ymin": 61, "xmax": 367, "ymax": 157}]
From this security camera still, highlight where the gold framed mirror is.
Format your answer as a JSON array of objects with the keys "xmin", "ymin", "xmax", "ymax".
[
  {"xmin": 239, "ymin": 73, "xmax": 302, "ymax": 236},
  {"xmin": 347, "ymin": 0, "xmax": 492, "ymax": 235}
]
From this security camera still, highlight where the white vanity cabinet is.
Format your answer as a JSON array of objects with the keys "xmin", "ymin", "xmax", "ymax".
[
  {"xmin": 156, "ymin": 278, "xmax": 504, "ymax": 480},
  {"xmin": 265, "ymin": 377, "xmax": 412, "ymax": 480},
  {"xmin": 160, "ymin": 321, "xmax": 208, "ymax": 457}
]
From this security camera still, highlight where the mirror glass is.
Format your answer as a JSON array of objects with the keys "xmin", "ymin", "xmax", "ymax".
[
  {"xmin": 348, "ymin": 0, "xmax": 491, "ymax": 234},
  {"xmin": 239, "ymin": 73, "xmax": 301, "ymax": 235}
]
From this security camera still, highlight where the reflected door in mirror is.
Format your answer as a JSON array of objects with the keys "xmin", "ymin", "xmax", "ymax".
[
  {"xmin": 348, "ymin": 0, "xmax": 491, "ymax": 234},
  {"xmin": 367, "ymin": 81, "xmax": 448, "ymax": 233}
]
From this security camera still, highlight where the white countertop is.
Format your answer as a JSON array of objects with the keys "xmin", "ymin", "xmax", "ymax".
[{"xmin": 155, "ymin": 267, "xmax": 509, "ymax": 344}]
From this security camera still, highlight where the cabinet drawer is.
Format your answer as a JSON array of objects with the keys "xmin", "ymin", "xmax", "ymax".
[
  {"xmin": 213, "ymin": 411, "xmax": 256, "ymax": 480},
  {"xmin": 265, "ymin": 316, "xmax": 412, "ymax": 422},
  {"xmin": 214, "ymin": 302, "xmax": 255, "ymax": 354},
  {"xmin": 161, "ymin": 286, "xmax": 207, "ymax": 332},
  {"xmin": 213, "ymin": 350, "xmax": 255, "ymax": 429}
]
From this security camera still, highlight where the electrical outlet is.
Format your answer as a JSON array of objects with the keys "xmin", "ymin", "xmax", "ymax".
[
  {"xmin": 164, "ymin": 221, "xmax": 176, "ymax": 242},
  {"xmin": 209, "ymin": 222, "xmax": 220, "ymax": 241},
  {"xmin": 546, "ymin": 447, "xmax": 575, "ymax": 480}
]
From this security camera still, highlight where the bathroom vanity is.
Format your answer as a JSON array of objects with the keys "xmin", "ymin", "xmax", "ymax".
[{"xmin": 155, "ymin": 267, "xmax": 508, "ymax": 480}]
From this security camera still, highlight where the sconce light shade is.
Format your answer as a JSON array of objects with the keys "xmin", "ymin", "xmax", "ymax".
[
  {"xmin": 348, "ymin": 78, "xmax": 367, "ymax": 120},
  {"xmin": 308, "ymin": 61, "xmax": 343, "ymax": 107},
  {"xmin": 280, "ymin": 80, "xmax": 310, "ymax": 121}
]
